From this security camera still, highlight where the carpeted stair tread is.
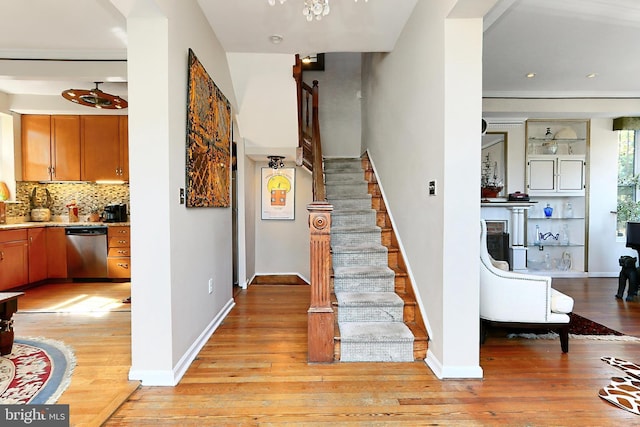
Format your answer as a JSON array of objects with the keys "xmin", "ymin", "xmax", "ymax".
[
  {"xmin": 339, "ymin": 322, "xmax": 414, "ymax": 343},
  {"xmin": 327, "ymin": 193, "xmax": 372, "ymax": 201},
  {"xmin": 331, "ymin": 209, "xmax": 377, "ymax": 228},
  {"xmin": 325, "ymin": 172, "xmax": 365, "ymax": 182},
  {"xmin": 333, "ymin": 265, "xmax": 395, "ymax": 278},
  {"xmin": 331, "ymin": 226, "xmax": 382, "ymax": 246},
  {"xmin": 332, "ymin": 242, "xmax": 387, "ymax": 253},
  {"xmin": 332, "ymin": 208, "xmax": 376, "ymax": 215},
  {"xmin": 336, "ymin": 291, "xmax": 403, "ymax": 307},
  {"xmin": 327, "ymin": 187, "xmax": 370, "ymax": 198},
  {"xmin": 324, "ymin": 158, "xmax": 362, "ymax": 170},
  {"xmin": 336, "ymin": 292, "xmax": 405, "ymax": 322},
  {"xmin": 332, "ymin": 225, "xmax": 381, "ymax": 233}
]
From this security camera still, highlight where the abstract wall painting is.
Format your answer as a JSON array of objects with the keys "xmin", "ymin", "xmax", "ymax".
[{"xmin": 185, "ymin": 48, "xmax": 231, "ymax": 207}]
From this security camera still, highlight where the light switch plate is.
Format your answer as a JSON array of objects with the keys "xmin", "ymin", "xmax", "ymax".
[{"xmin": 428, "ymin": 180, "xmax": 437, "ymax": 196}]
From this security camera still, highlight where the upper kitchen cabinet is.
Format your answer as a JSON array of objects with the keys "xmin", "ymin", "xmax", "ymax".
[
  {"xmin": 119, "ymin": 116, "xmax": 129, "ymax": 181},
  {"xmin": 81, "ymin": 116, "xmax": 129, "ymax": 182},
  {"xmin": 22, "ymin": 115, "xmax": 81, "ymax": 181}
]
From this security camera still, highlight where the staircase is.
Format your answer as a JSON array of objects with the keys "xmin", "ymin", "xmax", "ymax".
[{"xmin": 325, "ymin": 157, "xmax": 427, "ymax": 362}]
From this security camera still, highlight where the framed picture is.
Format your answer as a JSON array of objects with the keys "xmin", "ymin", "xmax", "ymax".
[
  {"xmin": 185, "ymin": 48, "xmax": 231, "ymax": 208},
  {"xmin": 261, "ymin": 168, "xmax": 295, "ymax": 220}
]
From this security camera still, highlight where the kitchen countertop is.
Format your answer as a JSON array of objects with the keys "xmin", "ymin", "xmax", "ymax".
[{"xmin": 0, "ymin": 221, "xmax": 130, "ymax": 231}]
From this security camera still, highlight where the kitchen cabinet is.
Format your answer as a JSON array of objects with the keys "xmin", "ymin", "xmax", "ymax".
[
  {"xmin": 81, "ymin": 116, "xmax": 128, "ymax": 181},
  {"xmin": 107, "ymin": 226, "xmax": 130, "ymax": 279},
  {"xmin": 525, "ymin": 119, "xmax": 589, "ymax": 276},
  {"xmin": 27, "ymin": 227, "xmax": 47, "ymax": 283},
  {"xmin": 0, "ymin": 230, "xmax": 28, "ymax": 291},
  {"xmin": 119, "ymin": 116, "xmax": 129, "ymax": 181},
  {"xmin": 46, "ymin": 227, "xmax": 67, "ymax": 279},
  {"xmin": 22, "ymin": 115, "xmax": 81, "ymax": 181}
]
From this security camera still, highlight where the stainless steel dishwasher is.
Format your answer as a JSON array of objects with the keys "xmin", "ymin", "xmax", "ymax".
[{"xmin": 65, "ymin": 226, "xmax": 108, "ymax": 278}]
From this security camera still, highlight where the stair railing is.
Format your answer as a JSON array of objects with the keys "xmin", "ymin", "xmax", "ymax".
[{"xmin": 293, "ymin": 54, "xmax": 334, "ymax": 362}]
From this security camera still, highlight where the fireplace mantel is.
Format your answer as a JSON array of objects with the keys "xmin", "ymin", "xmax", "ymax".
[{"xmin": 481, "ymin": 201, "xmax": 536, "ymax": 271}]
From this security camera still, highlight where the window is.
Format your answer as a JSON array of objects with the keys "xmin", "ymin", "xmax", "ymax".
[{"xmin": 617, "ymin": 130, "xmax": 640, "ymax": 237}]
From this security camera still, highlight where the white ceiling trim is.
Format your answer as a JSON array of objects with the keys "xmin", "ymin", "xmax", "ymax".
[
  {"xmin": 0, "ymin": 49, "xmax": 127, "ymax": 61},
  {"xmin": 484, "ymin": 91, "xmax": 640, "ymax": 99}
]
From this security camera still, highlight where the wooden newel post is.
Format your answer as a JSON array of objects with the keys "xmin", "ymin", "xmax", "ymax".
[{"xmin": 307, "ymin": 201, "xmax": 334, "ymax": 363}]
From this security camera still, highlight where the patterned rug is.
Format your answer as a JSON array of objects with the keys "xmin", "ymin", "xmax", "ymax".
[
  {"xmin": 506, "ymin": 312, "xmax": 640, "ymax": 341},
  {"xmin": 0, "ymin": 337, "xmax": 76, "ymax": 404},
  {"xmin": 600, "ymin": 357, "xmax": 640, "ymax": 416}
]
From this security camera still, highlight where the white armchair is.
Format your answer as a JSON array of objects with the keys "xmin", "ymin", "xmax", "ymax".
[{"xmin": 479, "ymin": 219, "xmax": 574, "ymax": 352}]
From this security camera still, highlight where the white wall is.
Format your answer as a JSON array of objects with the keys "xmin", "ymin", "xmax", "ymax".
[
  {"xmin": 0, "ymin": 92, "xmax": 10, "ymax": 114},
  {"xmin": 243, "ymin": 154, "xmax": 257, "ymax": 286},
  {"xmin": 227, "ymin": 53, "xmax": 298, "ymax": 161},
  {"xmin": 254, "ymin": 163, "xmax": 312, "ymax": 281},
  {"xmin": 122, "ymin": 0, "xmax": 237, "ymax": 385},
  {"xmin": 588, "ymin": 118, "xmax": 623, "ymax": 275},
  {"xmin": 0, "ymin": 113, "xmax": 16, "ymax": 199},
  {"xmin": 305, "ymin": 52, "xmax": 362, "ymax": 158},
  {"xmin": 361, "ymin": 0, "xmax": 485, "ymax": 379}
]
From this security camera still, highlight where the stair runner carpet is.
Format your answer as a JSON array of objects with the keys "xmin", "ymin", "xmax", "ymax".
[{"xmin": 325, "ymin": 157, "xmax": 414, "ymax": 362}]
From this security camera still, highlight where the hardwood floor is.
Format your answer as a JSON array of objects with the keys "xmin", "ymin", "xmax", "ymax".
[
  {"xmin": 12, "ymin": 281, "xmax": 138, "ymax": 427},
  {"xmin": 12, "ymin": 277, "xmax": 640, "ymax": 426}
]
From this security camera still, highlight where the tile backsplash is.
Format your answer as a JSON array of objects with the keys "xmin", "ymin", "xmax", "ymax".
[{"xmin": 7, "ymin": 181, "xmax": 130, "ymax": 220}]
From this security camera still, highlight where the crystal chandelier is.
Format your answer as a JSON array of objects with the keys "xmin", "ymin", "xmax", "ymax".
[
  {"xmin": 268, "ymin": 0, "xmax": 368, "ymax": 22},
  {"xmin": 303, "ymin": 0, "xmax": 330, "ymax": 21}
]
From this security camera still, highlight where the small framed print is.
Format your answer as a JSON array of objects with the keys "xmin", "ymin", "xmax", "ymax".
[{"xmin": 261, "ymin": 167, "xmax": 295, "ymax": 220}]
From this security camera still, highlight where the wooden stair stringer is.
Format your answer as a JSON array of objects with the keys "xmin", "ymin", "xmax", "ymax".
[{"xmin": 362, "ymin": 153, "xmax": 429, "ymax": 361}]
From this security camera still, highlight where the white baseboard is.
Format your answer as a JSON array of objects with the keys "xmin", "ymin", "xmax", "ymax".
[
  {"xmin": 425, "ymin": 350, "xmax": 483, "ymax": 379},
  {"xmin": 129, "ymin": 298, "xmax": 236, "ymax": 386},
  {"xmin": 588, "ymin": 272, "xmax": 618, "ymax": 278}
]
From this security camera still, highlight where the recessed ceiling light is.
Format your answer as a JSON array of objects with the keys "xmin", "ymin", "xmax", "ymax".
[
  {"xmin": 586, "ymin": 72, "xmax": 598, "ymax": 78},
  {"xmin": 526, "ymin": 72, "xmax": 536, "ymax": 78},
  {"xmin": 269, "ymin": 34, "xmax": 283, "ymax": 44}
]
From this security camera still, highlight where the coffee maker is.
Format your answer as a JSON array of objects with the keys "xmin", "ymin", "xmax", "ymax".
[{"xmin": 103, "ymin": 203, "xmax": 127, "ymax": 222}]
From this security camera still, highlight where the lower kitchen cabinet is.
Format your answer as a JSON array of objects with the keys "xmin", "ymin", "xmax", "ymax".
[
  {"xmin": 107, "ymin": 226, "xmax": 130, "ymax": 279},
  {"xmin": 46, "ymin": 227, "xmax": 67, "ymax": 279},
  {"xmin": 27, "ymin": 227, "xmax": 47, "ymax": 283},
  {"xmin": 0, "ymin": 230, "xmax": 28, "ymax": 291}
]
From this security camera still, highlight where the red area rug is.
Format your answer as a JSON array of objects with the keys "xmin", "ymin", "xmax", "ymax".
[
  {"xmin": 506, "ymin": 312, "xmax": 640, "ymax": 341},
  {"xmin": 0, "ymin": 337, "xmax": 76, "ymax": 404},
  {"xmin": 568, "ymin": 313, "xmax": 624, "ymax": 336}
]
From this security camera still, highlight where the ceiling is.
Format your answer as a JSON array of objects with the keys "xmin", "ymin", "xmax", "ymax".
[
  {"xmin": 1, "ymin": 0, "xmax": 640, "ymax": 109},
  {"xmin": 483, "ymin": 0, "xmax": 640, "ymax": 98}
]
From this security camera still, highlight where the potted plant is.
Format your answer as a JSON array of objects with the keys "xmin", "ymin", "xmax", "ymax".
[{"xmin": 617, "ymin": 174, "xmax": 640, "ymax": 236}]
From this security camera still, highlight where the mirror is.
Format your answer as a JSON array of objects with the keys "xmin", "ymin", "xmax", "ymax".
[{"xmin": 481, "ymin": 132, "xmax": 507, "ymax": 199}]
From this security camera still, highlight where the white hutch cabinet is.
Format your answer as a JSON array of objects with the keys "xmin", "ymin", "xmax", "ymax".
[{"xmin": 525, "ymin": 119, "xmax": 589, "ymax": 276}]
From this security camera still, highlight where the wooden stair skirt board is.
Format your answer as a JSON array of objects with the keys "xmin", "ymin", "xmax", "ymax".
[
  {"xmin": 251, "ymin": 275, "xmax": 309, "ymax": 285},
  {"xmin": 325, "ymin": 156, "xmax": 429, "ymax": 362}
]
